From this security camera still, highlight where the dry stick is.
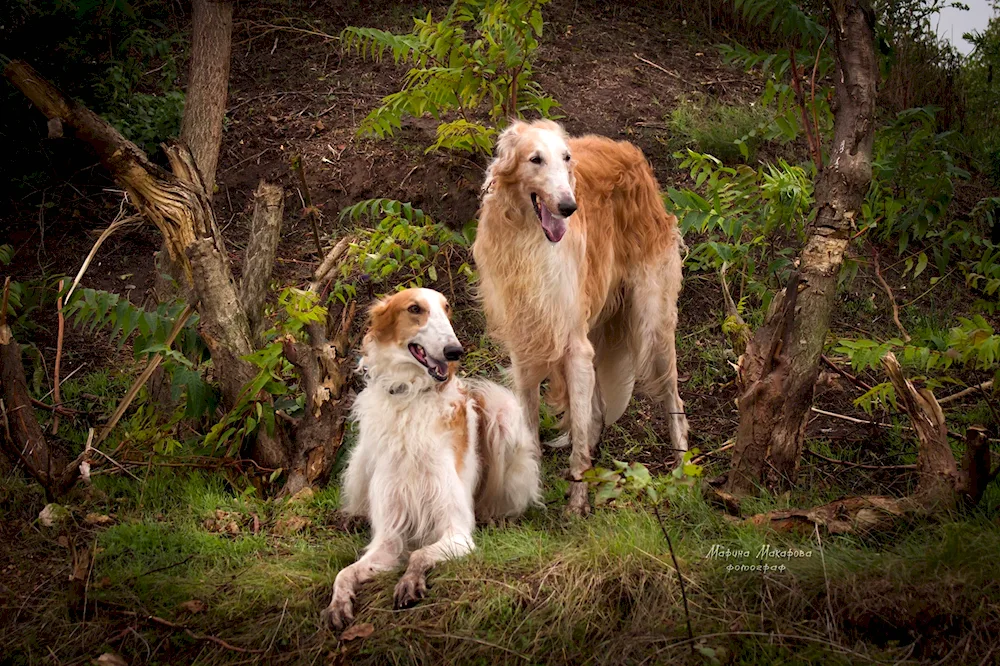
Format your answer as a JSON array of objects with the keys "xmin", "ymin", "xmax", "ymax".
[
  {"xmin": 95, "ymin": 305, "xmax": 193, "ymax": 446},
  {"xmin": 805, "ymin": 448, "xmax": 916, "ymax": 471},
  {"xmin": 872, "ymin": 249, "xmax": 910, "ymax": 342},
  {"xmin": 116, "ymin": 610, "xmax": 265, "ymax": 654},
  {"xmin": 64, "ymin": 214, "xmax": 138, "ymax": 303},
  {"xmin": 690, "ymin": 439, "xmax": 735, "ymax": 465},
  {"xmin": 939, "ymin": 380, "xmax": 994, "ymax": 405},
  {"xmin": 51, "ymin": 279, "xmax": 65, "ymax": 435},
  {"xmin": 633, "ymin": 53, "xmax": 682, "ymax": 79},
  {"xmin": 651, "ymin": 503, "xmax": 695, "ymax": 653},
  {"xmin": 821, "ymin": 354, "xmax": 872, "ymax": 391},
  {"xmin": 789, "ymin": 47, "xmax": 822, "ymax": 171},
  {"xmin": 291, "ymin": 154, "xmax": 325, "ymax": 259}
]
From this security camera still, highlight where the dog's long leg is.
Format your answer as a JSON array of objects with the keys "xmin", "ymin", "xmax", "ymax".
[
  {"xmin": 511, "ymin": 355, "xmax": 546, "ymax": 449},
  {"xmin": 322, "ymin": 534, "xmax": 403, "ymax": 630},
  {"xmin": 393, "ymin": 530, "xmax": 475, "ymax": 609},
  {"xmin": 629, "ymin": 258, "xmax": 689, "ymax": 461},
  {"xmin": 565, "ymin": 333, "xmax": 597, "ymax": 516}
]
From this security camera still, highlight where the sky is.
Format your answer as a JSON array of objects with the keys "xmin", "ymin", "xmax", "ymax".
[{"xmin": 935, "ymin": 0, "xmax": 996, "ymax": 55}]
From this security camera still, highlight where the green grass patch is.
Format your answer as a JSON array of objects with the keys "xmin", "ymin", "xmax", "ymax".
[{"xmin": 3, "ymin": 466, "xmax": 998, "ymax": 665}]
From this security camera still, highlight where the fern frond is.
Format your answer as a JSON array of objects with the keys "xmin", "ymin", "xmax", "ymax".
[
  {"xmin": 65, "ymin": 288, "xmax": 204, "ymax": 360},
  {"xmin": 340, "ymin": 27, "xmax": 424, "ymax": 65}
]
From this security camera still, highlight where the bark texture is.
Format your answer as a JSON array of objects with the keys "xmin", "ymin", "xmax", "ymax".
[
  {"xmin": 180, "ymin": 0, "xmax": 233, "ymax": 195},
  {"xmin": 1, "ymin": 316, "xmax": 66, "ymax": 494},
  {"xmin": 726, "ymin": 0, "xmax": 878, "ymax": 495},
  {"xmin": 240, "ymin": 181, "xmax": 284, "ymax": 343}
]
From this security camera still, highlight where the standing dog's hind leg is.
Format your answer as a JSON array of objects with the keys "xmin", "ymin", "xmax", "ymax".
[{"xmin": 565, "ymin": 334, "xmax": 597, "ymax": 516}]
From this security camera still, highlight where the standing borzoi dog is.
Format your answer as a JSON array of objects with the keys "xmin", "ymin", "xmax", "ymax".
[
  {"xmin": 472, "ymin": 119, "xmax": 689, "ymax": 515},
  {"xmin": 322, "ymin": 288, "xmax": 540, "ymax": 630}
]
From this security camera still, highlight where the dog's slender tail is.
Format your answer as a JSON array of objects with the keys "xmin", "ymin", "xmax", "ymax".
[{"xmin": 468, "ymin": 379, "xmax": 542, "ymax": 521}]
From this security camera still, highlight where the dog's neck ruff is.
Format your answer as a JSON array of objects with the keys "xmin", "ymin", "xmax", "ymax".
[{"xmin": 359, "ymin": 356, "xmax": 451, "ymax": 400}]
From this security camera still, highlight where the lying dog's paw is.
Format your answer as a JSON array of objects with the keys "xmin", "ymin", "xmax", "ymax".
[
  {"xmin": 392, "ymin": 572, "xmax": 427, "ymax": 610},
  {"xmin": 565, "ymin": 481, "xmax": 591, "ymax": 517},
  {"xmin": 321, "ymin": 595, "xmax": 354, "ymax": 631}
]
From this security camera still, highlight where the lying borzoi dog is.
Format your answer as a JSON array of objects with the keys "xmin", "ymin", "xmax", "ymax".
[
  {"xmin": 472, "ymin": 119, "xmax": 689, "ymax": 515},
  {"xmin": 321, "ymin": 287, "xmax": 540, "ymax": 630}
]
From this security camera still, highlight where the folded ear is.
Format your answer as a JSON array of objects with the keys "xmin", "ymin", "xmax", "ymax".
[
  {"xmin": 482, "ymin": 120, "xmax": 528, "ymax": 193},
  {"xmin": 364, "ymin": 297, "xmax": 396, "ymax": 345}
]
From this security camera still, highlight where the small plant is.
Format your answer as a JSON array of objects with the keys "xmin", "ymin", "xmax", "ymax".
[
  {"xmin": 341, "ymin": 0, "xmax": 559, "ymax": 153},
  {"xmin": 667, "ymin": 97, "xmax": 772, "ymax": 163},
  {"xmin": 334, "ymin": 198, "xmax": 476, "ymax": 304},
  {"xmin": 64, "ymin": 288, "xmax": 215, "ymax": 419},
  {"xmin": 201, "ymin": 288, "xmax": 325, "ymax": 457}
]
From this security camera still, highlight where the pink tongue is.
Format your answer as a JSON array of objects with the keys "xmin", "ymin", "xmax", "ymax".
[{"xmin": 539, "ymin": 201, "xmax": 567, "ymax": 243}]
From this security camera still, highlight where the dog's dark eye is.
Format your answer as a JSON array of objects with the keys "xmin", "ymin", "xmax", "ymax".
[
  {"xmin": 529, "ymin": 155, "xmax": 543, "ymax": 165},
  {"xmin": 408, "ymin": 304, "xmax": 422, "ymax": 314},
  {"xmin": 564, "ymin": 154, "xmax": 571, "ymax": 162}
]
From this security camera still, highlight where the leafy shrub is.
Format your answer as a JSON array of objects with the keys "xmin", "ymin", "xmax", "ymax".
[
  {"xmin": 341, "ymin": 0, "xmax": 559, "ymax": 153},
  {"xmin": 668, "ymin": 149, "xmax": 814, "ymax": 310},
  {"xmin": 334, "ymin": 198, "xmax": 475, "ymax": 304}
]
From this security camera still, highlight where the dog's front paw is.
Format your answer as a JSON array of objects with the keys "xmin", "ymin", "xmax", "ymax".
[
  {"xmin": 565, "ymin": 481, "xmax": 591, "ymax": 517},
  {"xmin": 321, "ymin": 593, "xmax": 354, "ymax": 631},
  {"xmin": 393, "ymin": 571, "xmax": 427, "ymax": 610}
]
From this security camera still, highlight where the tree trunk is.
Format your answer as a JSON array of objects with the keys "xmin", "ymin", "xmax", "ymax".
[
  {"xmin": 0, "ymin": 302, "xmax": 66, "ymax": 496},
  {"xmin": 152, "ymin": 0, "xmax": 234, "ymax": 391},
  {"xmin": 4, "ymin": 59, "xmax": 354, "ymax": 495},
  {"xmin": 180, "ymin": 0, "xmax": 233, "ymax": 196},
  {"xmin": 726, "ymin": 0, "xmax": 878, "ymax": 495},
  {"xmin": 240, "ymin": 182, "xmax": 284, "ymax": 344}
]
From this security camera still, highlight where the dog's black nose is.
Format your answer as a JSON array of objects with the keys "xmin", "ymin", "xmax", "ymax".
[
  {"xmin": 558, "ymin": 200, "xmax": 577, "ymax": 217},
  {"xmin": 443, "ymin": 344, "xmax": 464, "ymax": 361}
]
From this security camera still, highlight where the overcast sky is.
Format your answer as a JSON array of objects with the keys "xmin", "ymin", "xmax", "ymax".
[{"xmin": 935, "ymin": 0, "xmax": 996, "ymax": 54}]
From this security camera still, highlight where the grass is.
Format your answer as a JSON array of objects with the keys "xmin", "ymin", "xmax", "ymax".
[
  {"xmin": 667, "ymin": 97, "xmax": 771, "ymax": 164},
  {"xmin": 3, "ymin": 451, "xmax": 999, "ymax": 665}
]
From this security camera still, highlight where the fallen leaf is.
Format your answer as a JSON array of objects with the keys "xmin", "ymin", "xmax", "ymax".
[
  {"xmin": 39, "ymin": 503, "xmax": 70, "ymax": 527},
  {"xmin": 85, "ymin": 513, "xmax": 114, "ymax": 526},
  {"xmin": 179, "ymin": 599, "xmax": 207, "ymax": 614},
  {"xmin": 288, "ymin": 486, "xmax": 314, "ymax": 504},
  {"xmin": 340, "ymin": 622, "xmax": 374, "ymax": 641},
  {"xmin": 96, "ymin": 653, "xmax": 128, "ymax": 666},
  {"xmin": 225, "ymin": 520, "xmax": 241, "ymax": 535},
  {"xmin": 273, "ymin": 516, "xmax": 311, "ymax": 536}
]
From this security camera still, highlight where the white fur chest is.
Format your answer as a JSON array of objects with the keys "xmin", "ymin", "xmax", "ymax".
[{"xmin": 344, "ymin": 380, "xmax": 476, "ymax": 544}]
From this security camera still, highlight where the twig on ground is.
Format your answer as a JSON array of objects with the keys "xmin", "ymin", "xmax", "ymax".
[
  {"xmin": 805, "ymin": 448, "xmax": 916, "ymax": 471},
  {"xmin": 939, "ymin": 380, "xmax": 994, "ymax": 405},
  {"xmin": 821, "ymin": 354, "xmax": 872, "ymax": 392},
  {"xmin": 52, "ymin": 279, "xmax": 65, "ymax": 434},
  {"xmin": 872, "ymin": 249, "xmax": 910, "ymax": 342},
  {"xmin": 633, "ymin": 53, "xmax": 681, "ymax": 79},
  {"xmin": 652, "ymin": 503, "xmax": 695, "ymax": 652},
  {"xmin": 114, "ymin": 610, "xmax": 266, "ymax": 654},
  {"xmin": 691, "ymin": 439, "xmax": 734, "ymax": 465}
]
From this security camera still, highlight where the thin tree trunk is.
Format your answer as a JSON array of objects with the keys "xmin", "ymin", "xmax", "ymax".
[
  {"xmin": 726, "ymin": 0, "xmax": 877, "ymax": 495},
  {"xmin": 1, "ymin": 296, "xmax": 66, "ymax": 496},
  {"xmin": 240, "ymin": 181, "xmax": 284, "ymax": 344},
  {"xmin": 151, "ymin": 0, "xmax": 234, "ymax": 392},
  {"xmin": 181, "ymin": 0, "xmax": 232, "ymax": 195}
]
